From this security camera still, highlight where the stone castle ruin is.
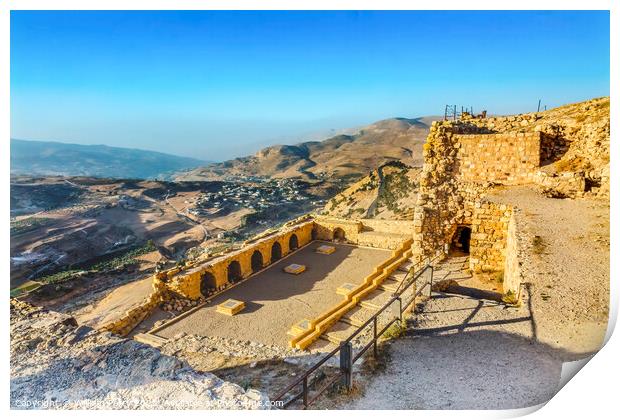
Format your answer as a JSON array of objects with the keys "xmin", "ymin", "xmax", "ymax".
[
  {"xmin": 413, "ymin": 97, "xmax": 609, "ymax": 294},
  {"xmin": 102, "ymin": 97, "xmax": 609, "ymax": 351}
]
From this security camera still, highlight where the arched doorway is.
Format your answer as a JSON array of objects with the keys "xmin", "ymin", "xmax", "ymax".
[
  {"xmin": 288, "ymin": 234, "xmax": 299, "ymax": 251},
  {"xmin": 451, "ymin": 225, "xmax": 472, "ymax": 254},
  {"xmin": 200, "ymin": 271, "xmax": 216, "ymax": 297},
  {"xmin": 251, "ymin": 250, "xmax": 264, "ymax": 273},
  {"xmin": 271, "ymin": 241, "xmax": 282, "ymax": 262},
  {"xmin": 227, "ymin": 260, "xmax": 242, "ymax": 283},
  {"xmin": 333, "ymin": 227, "xmax": 346, "ymax": 241}
]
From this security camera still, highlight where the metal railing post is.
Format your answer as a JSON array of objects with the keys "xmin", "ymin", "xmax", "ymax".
[
  {"xmin": 302, "ymin": 376, "xmax": 308, "ymax": 408},
  {"xmin": 373, "ymin": 317, "xmax": 378, "ymax": 358},
  {"xmin": 429, "ymin": 266, "xmax": 434, "ymax": 298},
  {"xmin": 340, "ymin": 341, "xmax": 353, "ymax": 391}
]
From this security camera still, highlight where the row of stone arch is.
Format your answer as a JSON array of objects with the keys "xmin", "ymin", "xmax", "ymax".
[{"xmin": 199, "ymin": 233, "xmax": 300, "ymax": 297}]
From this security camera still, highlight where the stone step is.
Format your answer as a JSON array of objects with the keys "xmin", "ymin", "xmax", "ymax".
[
  {"xmin": 397, "ymin": 259, "xmax": 416, "ymax": 273},
  {"xmin": 307, "ymin": 337, "xmax": 338, "ymax": 354},
  {"xmin": 359, "ymin": 289, "xmax": 393, "ymax": 311},
  {"xmin": 322, "ymin": 321, "xmax": 360, "ymax": 344},
  {"xmin": 342, "ymin": 305, "xmax": 377, "ymax": 327},
  {"xmin": 389, "ymin": 271, "xmax": 409, "ymax": 282},
  {"xmin": 134, "ymin": 333, "xmax": 168, "ymax": 348},
  {"xmin": 378, "ymin": 278, "xmax": 401, "ymax": 293}
]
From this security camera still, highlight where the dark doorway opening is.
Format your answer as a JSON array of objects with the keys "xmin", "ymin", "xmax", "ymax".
[
  {"xmin": 451, "ymin": 226, "xmax": 472, "ymax": 253},
  {"xmin": 227, "ymin": 260, "xmax": 242, "ymax": 283},
  {"xmin": 333, "ymin": 227, "xmax": 346, "ymax": 241},
  {"xmin": 311, "ymin": 227, "xmax": 318, "ymax": 240},
  {"xmin": 200, "ymin": 271, "xmax": 216, "ymax": 297},
  {"xmin": 251, "ymin": 250, "xmax": 264, "ymax": 273},
  {"xmin": 271, "ymin": 241, "xmax": 282, "ymax": 262},
  {"xmin": 585, "ymin": 177, "xmax": 602, "ymax": 193},
  {"xmin": 289, "ymin": 234, "xmax": 299, "ymax": 251}
]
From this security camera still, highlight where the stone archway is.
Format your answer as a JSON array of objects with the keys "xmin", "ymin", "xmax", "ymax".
[
  {"xmin": 333, "ymin": 227, "xmax": 346, "ymax": 241},
  {"xmin": 288, "ymin": 234, "xmax": 299, "ymax": 251},
  {"xmin": 271, "ymin": 241, "xmax": 282, "ymax": 262},
  {"xmin": 451, "ymin": 225, "xmax": 472, "ymax": 254},
  {"xmin": 311, "ymin": 227, "xmax": 318, "ymax": 240},
  {"xmin": 251, "ymin": 250, "xmax": 264, "ymax": 273},
  {"xmin": 200, "ymin": 271, "xmax": 217, "ymax": 297},
  {"xmin": 227, "ymin": 260, "xmax": 242, "ymax": 283}
]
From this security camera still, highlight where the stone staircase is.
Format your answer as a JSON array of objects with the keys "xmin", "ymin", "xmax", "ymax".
[{"xmin": 308, "ymin": 257, "xmax": 416, "ymax": 351}]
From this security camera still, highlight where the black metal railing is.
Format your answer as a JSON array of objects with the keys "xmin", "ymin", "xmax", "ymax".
[{"xmin": 272, "ymin": 263, "xmax": 435, "ymax": 409}]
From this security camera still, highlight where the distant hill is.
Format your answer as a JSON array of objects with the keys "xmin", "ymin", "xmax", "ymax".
[
  {"xmin": 177, "ymin": 116, "xmax": 436, "ymax": 182},
  {"xmin": 11, "ymin": 139, "xmax": 207, "ymax": 180}
]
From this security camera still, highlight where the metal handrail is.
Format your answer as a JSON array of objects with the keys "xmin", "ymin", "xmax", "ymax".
[
  {"xmin": 393, "ymin": 250, "xmax": 444, "ymax": 297},
  {"xmin": 273, "ymin": 263, "xmax": 435, "ymax": 409}
]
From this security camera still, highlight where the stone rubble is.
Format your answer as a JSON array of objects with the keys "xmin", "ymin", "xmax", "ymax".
[
  {"xmin": 10, "ymin": 299, "xmax": 270, "ymax": 410},
  {"xmin": 161, "ymin": 334, "xmax": 304, "ymax": 361}
]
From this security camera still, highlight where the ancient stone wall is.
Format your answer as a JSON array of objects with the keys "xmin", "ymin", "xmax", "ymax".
[
  {"xmin": 164, "ymin": 221, "xmax": 314, "ymax": 300},
  {"xmin": 469, "ymin": 202, "xmax": 512, "ymax": 273},
  {"xmin": 413, "ymin": 97, "xmax": 608, "ymax": 301},
  {"xmin": 455, "ymin": 132, "xmax": 540, "ymax": 184},
  {"xmin": 533, "ymin": 170, "xmax": 586, "ymax": 198},
  {"xmin": 314, "ymin": 216, "xmax": 414, "ymax": 249},
  {"xmin": 156, "ymin": 216, "xmax": 416, "ymax": 302},
  {"xmin": 100, "ymin": 278, "xmax": 168, "ymax": 336},
  {"xmin": 412, "ymin": 114, "xmax": 544, "ymax": 289},
  {"xmin": 312, "ymin": 217, "xmax": 363, "ymax": 241},
  {"xmin": 459, "ymin": 98, "xmax": 610, "ymax": 199},
  {"xmin": 413, "ymin": 119, "xmax": 489, "ymax": 258},
  {"xmin": 359, "ymin": 219, "xmax": 416, "ymax": 235}
]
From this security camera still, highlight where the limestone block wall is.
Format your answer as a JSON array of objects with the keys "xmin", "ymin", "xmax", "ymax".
[
  {"xmin": 312, "ymin": 217, "xmax": 363, "ymax": 241},
  {"xmin": 164, "ymin": 221, "xmax": 314, "ymax": 300},
  {"xmin": 355, "ymin": 231, "xmax": 411, "ymax": 250},
  {"xmin": 413, "ymin": 117, "xmax": 534, "ymax": 297},
  {"xmin": 359, "ymin": 219, "xmax": 415, "ymax": 235},
  {"xmin": 313, "ymin": 216, "xmax": 414, "ymax": 250},
  {"xmin": 469, "ymin": 202, "xmax": 513, "ymax": 273},
  {"xmin": 455, "ymin": 132, "xmax": 541, "ymax": 184},
  {"xmin": 100, "ymin": 278, "xmax": 167, "ymax": 336},
  {"xmin": 157, "ymin": 216, "xmax": 416, "ymax": 302},
  {"xmin": 413, "ymin": 120, "xmax": 490, "ymax": 257},
  {"xmin": 461, "ymin": 98, "xmax": 610, "ymax": 199},
  {"xmin": 534, "ymin": 170, "xmax": 586, "ymax": 197}
]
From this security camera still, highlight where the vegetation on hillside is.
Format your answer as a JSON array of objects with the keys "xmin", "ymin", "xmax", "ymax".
[
  {"xmin": 33, "ymin": 240, "xmax": 158, "ymax": 285},
  {"xmin": 10, "ymin": 217, "xmax": 53, "ymax": 236}
]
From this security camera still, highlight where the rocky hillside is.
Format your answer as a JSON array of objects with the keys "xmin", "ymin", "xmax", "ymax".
[
  {"xmin": 10, "ymin": 299, "xmax": 268, "ymax": 409},
  {"xmin": 322, "ymin": 161, "xmax": 421, "ymax": 220},
  {"xmin": 177, "ymin": 117, "xmax": 432, "ymax": 182},
  {"xmin": 535, "ymin": 96, "xmax": 610, "ymax": 196}
]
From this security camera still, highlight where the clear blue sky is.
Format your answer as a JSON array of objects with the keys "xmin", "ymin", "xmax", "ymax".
[{"xmin": 11, "ymin": 10, "xmax": 609, "ymax": 161}]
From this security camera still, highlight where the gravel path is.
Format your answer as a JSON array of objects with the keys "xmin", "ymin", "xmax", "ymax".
[
  {"xmin": 488, "ymin": 187, "xmax": 609, "ymax": 356},
  {"xmin": 332, "ymin": 274, "xmax": 561, "ymax": 409}
]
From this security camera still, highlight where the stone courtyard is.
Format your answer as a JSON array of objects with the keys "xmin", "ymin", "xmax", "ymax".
[{"xmin": 151, "ymin": 242, "xmax": 391, "ymax": 347}]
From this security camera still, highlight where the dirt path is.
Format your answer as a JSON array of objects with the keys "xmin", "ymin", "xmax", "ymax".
[
  {"xmin": 488, "ymin": 187, "xmax": 609, "ymax": 356},
  {"xmin": 327, "ymin": 259, "xmax": 560, "ymax": 409}
]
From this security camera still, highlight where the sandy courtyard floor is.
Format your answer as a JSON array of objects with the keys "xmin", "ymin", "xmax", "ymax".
[{"xmin": 153, "ymin": 241, "xmax": 391, "ymax": 347}]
